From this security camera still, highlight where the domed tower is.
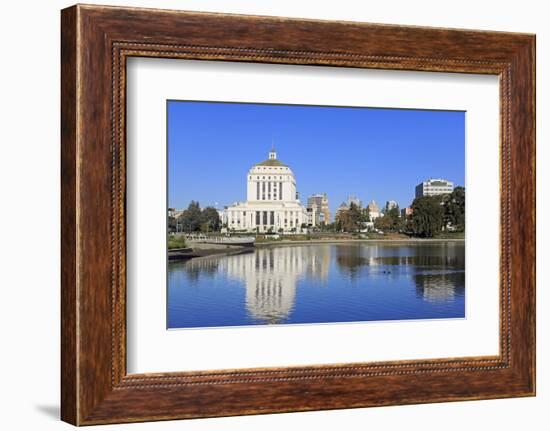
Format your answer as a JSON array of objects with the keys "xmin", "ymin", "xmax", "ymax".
[
  {"xmin": 224, "ymin": 147, "xmax": 308, "ymax": 233},
  {"xmin": 246, "ymin": 149, "xmax": 297, "ymax": 203}
]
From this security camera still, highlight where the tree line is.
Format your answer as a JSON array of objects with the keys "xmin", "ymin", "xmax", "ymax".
[
  {"xmin": 332, "ymin": 186, "xmax": 465, "ymax": 238},
  {"xmin": 170, "ymin": 187, "xmax": 465, "ymax": 238},
  {"xmin": 169, "ymin": 201, "xmax": 221, "ymax": 233},
  {"xmin": 409, "ymin": 186, "xmax": 465, "ymax": 237}
]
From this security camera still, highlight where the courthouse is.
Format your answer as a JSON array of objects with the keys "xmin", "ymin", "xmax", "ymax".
[{"xmin": 223, "ymin": 149, "xmax": 308, "ymax": 233}]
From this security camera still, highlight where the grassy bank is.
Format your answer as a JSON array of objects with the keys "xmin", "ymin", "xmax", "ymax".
[
  {"xmin": 168, "ymin": 232, "xmax": 464, "ymax": 250},
  {"xmin": 433, "ymin": 231, "xmax": 466, "ymax": 239},
  {"xmin": 167, "ymin": 235, "xmax": 187, "ymax": 250},
  {"xmin": 256, "ymin": 237, "xmax": 464, "ymax": 247},
  {"xmin": 255, "ymin": 231, "xmax": 464, "ymax": 244}
]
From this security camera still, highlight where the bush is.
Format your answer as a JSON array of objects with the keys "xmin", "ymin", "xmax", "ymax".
[{"xmin": 167, "ymin": 235, "xmax": 187, "ymax": 250}]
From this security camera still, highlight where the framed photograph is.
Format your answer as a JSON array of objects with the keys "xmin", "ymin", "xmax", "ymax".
[{"xmin": 61, "ymin": 4, "xmax": 536, "ymax": 425}]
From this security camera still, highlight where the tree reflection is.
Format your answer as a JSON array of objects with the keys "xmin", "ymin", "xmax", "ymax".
[
  {"xmin": 334, "ymin": 245, "xmax": 370, "ymax": 280},
  {"xmin": 177, "ymin": 258, "xmax": 220, "ymax": 282},
  {"xmin": 170, "ymin": 242, "xmax": 466, "ymax": 323}
]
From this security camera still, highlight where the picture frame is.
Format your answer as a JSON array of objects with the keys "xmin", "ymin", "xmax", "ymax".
[{"xmin": 60, "ymin": 4, "xmax": 535, "ymax": 425}]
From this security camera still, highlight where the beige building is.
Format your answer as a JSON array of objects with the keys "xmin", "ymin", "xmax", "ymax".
[{"xmin": 307, "ymin": 193, "xmax": 331, "ymax": 225}]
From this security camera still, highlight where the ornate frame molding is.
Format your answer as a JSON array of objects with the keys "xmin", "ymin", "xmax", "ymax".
[{"xmin": 61, "ymin": 5, "xmax": 535, "ymax": 425}]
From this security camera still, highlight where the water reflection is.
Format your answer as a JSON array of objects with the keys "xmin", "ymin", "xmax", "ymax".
[
  {"xmin": 214, "ymin": 247, "xmax": 330, "ymax": 323},
  {"xmin": 168, "ymin": 242, "xmax": 465, "ymax": 328},
  {"xmin": 414, "ymin": 272, "xmax": 465, "ymax": 303}
]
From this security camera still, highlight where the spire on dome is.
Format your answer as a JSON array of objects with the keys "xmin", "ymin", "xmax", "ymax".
[{"xmin": 269, "ymin": 140, "xmax": 277, "ymax": 160}]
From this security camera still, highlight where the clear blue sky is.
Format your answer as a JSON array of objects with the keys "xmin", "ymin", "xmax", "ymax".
[{"xmin": 168, "ymin": 100, "xmax": 464, "ymax": 214}]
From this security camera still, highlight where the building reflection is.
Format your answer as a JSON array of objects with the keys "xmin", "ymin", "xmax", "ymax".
[
  {"xmin": 414, "ymin": 272, "xmax": 465, "ymax": 303},
  {"xmin": 175, "ymin": 242, "xmax": 465, "ymax": 322},
  {"xmin": 220, "ymin": 246, "xmax": 330, "ymax": 324},
  {"xmin": 178, "ymin": 246, "xmax": 331, "ymax": 324}
]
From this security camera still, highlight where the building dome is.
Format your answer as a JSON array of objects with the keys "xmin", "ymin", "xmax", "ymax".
[
  {"xmin": 255, "ymin": 158, "xmax": 288, "ymax": 167},
  {"xmin": 248, "ymin": 150, "xmax": 293, "ymax": 177},
  {"xmin": 252, "ymin": 149, "xmax": 289, "ymax": 169}
]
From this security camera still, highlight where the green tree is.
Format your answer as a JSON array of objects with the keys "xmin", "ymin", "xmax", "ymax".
[
  {"xmin": 362, "ymin": 206, "xmax": 371, "ymax": 223},
  {"xmin": 180, "ymin": 201, "xmax": 202, "ymax": 232},
  {"xmin": 387, "ymin": 206, "xmax": 402, "ymax": 231},
  {"xmin": 410, "ymin": 196, "xmax": 444, "ymax": 237},
  {"xmin": 200, "ymin": 206, "xmax": 221, "ymax": 232},
  {"xmin": 374, "ymin": 206, "xmax": 403, "ymax": 233},
  {"xmin": 338, "ymin": 202, "xmax": 365, "ymax": 233},
  {"xmin": 167, "ymin": 213, "xmax": 178, "ymax": 233},
  {"xmin": 443, "ymin": 186, "xmax": 465, "ymax": 231},
  {"xmin": 373, "ymin": 215, "xmax": 392, "ymax": 232}
]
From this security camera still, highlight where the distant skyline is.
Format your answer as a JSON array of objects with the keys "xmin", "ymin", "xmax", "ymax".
[{"xmin": 168, "ymin": 100, "xmax": 465, "ymax": 215}]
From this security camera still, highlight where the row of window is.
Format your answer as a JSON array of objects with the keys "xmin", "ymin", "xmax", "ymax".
[
  {"xmin": 256, "ymin": 181, "xmax": 283, "ymax": 201},
  {"xmin": 228, "ymin": 210, "xmax": 301, "ymax": 227},
  {"xmin": 249, "ymin": 176, "xmax": 288, "ymax": 180}
]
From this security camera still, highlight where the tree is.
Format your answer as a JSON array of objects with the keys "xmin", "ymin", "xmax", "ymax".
[
  {"xmin": 168, "ymin": 215, "xmax": 178, "ymax": 233},
  {"xmin": 373, "ymin": 214, "xmax": 392, "ymax": 232},
  {"xmin": 362, "ymin": 206, "xmax": 371, "ymax": 223},
  {"xmin": 320, "ymin": 221, "xmax": 337, "ymax": 232},
  {"xmin": 337, "ymin": 202, "xmax": 365, "ymax": 233},
  {"xmin": 180, "ymin": 201, "xmax": 202, "ymax": 232},
  {"xmin": 374, "ymin": 205, "xmax": 403, "ymax": 233},
  {"xmin": 200, "ymin": 206, "xmax": 221, "ymax": 232},
  {"xmin": 410, "ymin": 196, "xmax": 444, "ymax": 237},
  {"xmin": 443, "ymin": 186, "xmax": 465, "ymax": 231}
]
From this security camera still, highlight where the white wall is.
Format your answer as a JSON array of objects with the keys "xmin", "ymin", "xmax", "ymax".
[{"xmin": 0, "ymin": 1, "xmax": 547, "ymax": 430}]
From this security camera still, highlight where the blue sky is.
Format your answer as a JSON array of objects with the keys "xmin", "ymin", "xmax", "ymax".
[{"xmin": 168, "ymin": 100, "xmax": 465, "ymax": 214}]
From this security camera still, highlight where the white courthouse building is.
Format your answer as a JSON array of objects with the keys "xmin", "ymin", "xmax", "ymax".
[{"xmin": 223, "ymin": 149, "xmax": 308, "ymax": 233}]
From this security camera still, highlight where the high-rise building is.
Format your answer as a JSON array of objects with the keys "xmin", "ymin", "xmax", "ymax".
[
  {"xmin": 307, "ymin": 193, "xmax": 331, "ymax": 225},
  {"xmin": 415, "ymin": 178, "xmax": 454, "ymax": 198}
]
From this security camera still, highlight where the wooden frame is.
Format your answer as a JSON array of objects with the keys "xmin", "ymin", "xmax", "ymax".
[{"xmin": 61, "ymin": 4, "xmax": 535, "ymax": 425}]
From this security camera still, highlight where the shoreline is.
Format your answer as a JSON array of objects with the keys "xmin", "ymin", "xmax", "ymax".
[
  {"xmin": 255, "ymin": 238, "xmax": 465, "ymax": 247},
  {"xmin": 168, "ymin": 237, "xmax": 465, "ymax": 262},
  {"xmin": 168, "ymin": 247, "xmax": 254, "ymax": 262}
]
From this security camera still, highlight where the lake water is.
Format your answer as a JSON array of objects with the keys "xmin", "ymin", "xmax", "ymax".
[{"xmin": 167, "ymin": 242, "xmax": 465, "ymax": 329}]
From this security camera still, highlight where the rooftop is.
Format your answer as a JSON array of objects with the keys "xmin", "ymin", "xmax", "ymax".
[
  {"xmin": 255, "ymin": 149, "xmax": 288, "ymax": 167},
  {"xmin": 255, "ymin": 158, "xmax": 288, "ymax": 167}
]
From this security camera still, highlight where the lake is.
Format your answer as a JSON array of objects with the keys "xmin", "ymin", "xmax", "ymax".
[{"xmin": 167, "ymin": 241, "xmax": 465, "ymax": 329}]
